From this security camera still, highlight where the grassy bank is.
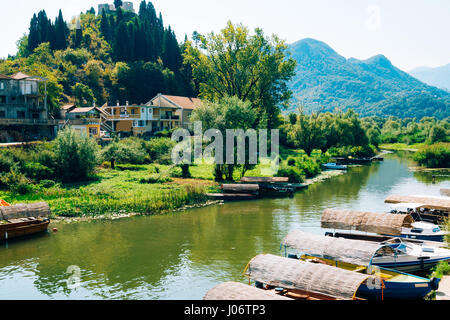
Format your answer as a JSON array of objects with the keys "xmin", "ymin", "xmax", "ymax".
[
  {"xmin": 0, "ymin": 164, "xmax": 215, "ymax": 217},
  {"xmin": 379, "ymin": 143, "xmax": 426, "ymax": 152}
]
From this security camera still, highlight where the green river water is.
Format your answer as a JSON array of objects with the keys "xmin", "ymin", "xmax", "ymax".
[{"xmin": 0, "ymin": 151, "xmax": 449, "ymax": 299}]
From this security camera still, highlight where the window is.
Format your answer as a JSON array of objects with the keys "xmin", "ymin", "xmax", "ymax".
[
  {"xmin": 17, "ymin": 111, "xmax": 26, "ymax": 118},
  {"xmin": 89, "ymin": 127, "xmax": 98, "ymax": 136}
]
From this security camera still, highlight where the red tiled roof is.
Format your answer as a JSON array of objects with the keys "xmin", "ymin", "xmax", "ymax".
[
  {"xmin": 61, "ymin": 104, "xmax": 76, "ymax": 110},
  {"xmin": 162, "ymin": 95, "xmax": 202, "ymax": 110},
  {"xmin": 11, "ymin": 72, "xmax": 31, "ymax": 80}
]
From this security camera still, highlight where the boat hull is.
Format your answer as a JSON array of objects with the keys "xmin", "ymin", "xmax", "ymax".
[
  {"xmin": 374, "ymin": 257, "xmax": 450, "ymax": 273},
  {"xmin": 0, "ymin": 219, "xmax": 50, "ymax": 241},
  {"xmin": 356, "ymin": 277, "xmax": 438, "ymax": 300}
]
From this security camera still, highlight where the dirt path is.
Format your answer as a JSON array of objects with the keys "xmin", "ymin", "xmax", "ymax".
[{"xmin": 436, "ymin": 276, "xmax": 450, "ymax": 300}]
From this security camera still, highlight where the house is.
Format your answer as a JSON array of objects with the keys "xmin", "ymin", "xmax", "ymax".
[
  {"xmin": 98, "ymin": 94, "xmax": 201, "ymax": 137},
  {"xmin": 98, "ymin": 2, "xmax": 135, "ymax": 14},
  {"xmin": 148, "ymin": 94, "xmax": 202, "ymax": 130},
  {"xmin": 0, "ymin": 72, "xmax": 58, "ymax": 142},
  {"xmin": 63, "ymin": 105, "xmax": 109, "ymax": 138}
]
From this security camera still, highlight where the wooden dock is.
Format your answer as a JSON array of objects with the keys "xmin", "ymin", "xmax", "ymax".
[{"xmin": 436, "ymin": 276, "xmax": 450, "ymax": 300}]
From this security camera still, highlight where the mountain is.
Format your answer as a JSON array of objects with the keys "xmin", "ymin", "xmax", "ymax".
[
  {"xmin": 409, "ymin": 64, "xmax": 450, "ymax": 91},
  {"xmin": 287, "ymin": 38, "xmax": 450, "ymax": 118}
]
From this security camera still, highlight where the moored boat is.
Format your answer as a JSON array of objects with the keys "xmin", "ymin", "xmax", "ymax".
[
  {"xmin": 322, "ymin": 163, "xmax": 348, "ymax": 170},
  {"xmin": 321, "ymin": 208, "xmax": 447, "ymax": 242},
  {"xmin": 281, "ymin": 230, "xmax": 450, "ymax": 274},
  {"xmin": 244, "ymin": 253, "xmax": 439, "ymax": 300},
  {"xmin": 0, "ymin": 202, "xmax": 51, "ymax": 241}
]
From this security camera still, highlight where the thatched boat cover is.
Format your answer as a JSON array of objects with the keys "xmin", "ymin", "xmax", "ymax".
[
  {"xmin": 385, "ymin": 195, "xmax": 450, "ymax": 211},
  {"xmin": 0, "ymin": 202, "xmax": 51, "ymax": 220},
  {"xmin": 221, "ymin": 184, "xmax": 260, "ymax": 192},
  {"xmin": 240, "ymin": 177, "xmax": 289, "ymax": 183},
  {"xmin": 441, "ymin": 189, "xmax": 450, "ymax": 197},
  {"xmin": 321, "ymin": 208, "xmax": 414, "ymax": 235},
  {"xmin": 203, "ymin": 282, "xmax": 292, "ymax": 300},
  {"xmin": 245, "ymin": 254, "xmax": 370, "ymax": 300},
  {"xmin": 281, "ymin": 230, "xmax": 384, "ymax": 266}
]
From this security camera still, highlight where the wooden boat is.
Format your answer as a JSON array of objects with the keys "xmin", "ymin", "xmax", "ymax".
[
  {"xmin": 321, "ymin": 208, "xmax": 447, "ymax": 242},
  {"xmin": 389, "ymin": 206, "xmax": 446, "ymax": 224},
  {"xmin": 244, "ymin": 253, "xmax": 439, "ymax": 300},
  {"xmin": 324, "ymin": 232, "xmax": 448, "ymax": 248},
  {"xmin": 385, "ymin": 195, "xmax": 449, "ymax": 224},
  {"xmin": 206, "ymin": 193, "xmax": 259, "ymax": 201},
  {"xmin": 240, "ymin": 177, "xmax": 289, "ymax": 183},
  {"xmin": 281, "ymin": 230, "xmax": 450, "ymax": 274},
  {"xmin": 203, "ymin": 282, "xmax": 292, "ymax": 300},
  {"xmin": 0, "ymin": 202, "xmax": 51, "ymax": 241},
  {"xmin": 322, "ymin": 163, "xmax": 348, "ymax": 170}
]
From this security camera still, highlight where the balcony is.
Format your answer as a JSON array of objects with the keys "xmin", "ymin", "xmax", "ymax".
[
  {"xmin": 0, "ymin": 118, "xmax": 60, "ymax": 126},
  {"xmin": 106, "ymin": 113, "xmax": 141, "ymax": 120}
]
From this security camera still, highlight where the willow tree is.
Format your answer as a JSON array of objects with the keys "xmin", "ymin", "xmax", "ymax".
[{"xmin": 183, "ymin": 21, "xmax": 296, "ymax": 129}]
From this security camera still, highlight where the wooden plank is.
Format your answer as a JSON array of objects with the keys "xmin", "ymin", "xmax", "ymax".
[{"xmin": 240, "ymin": 177, "xmax": 289, "ymax": 183}]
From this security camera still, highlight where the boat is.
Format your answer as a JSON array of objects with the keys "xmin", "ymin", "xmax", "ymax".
[
  {"xmin": 244, "ymin": 253, "xmax": 439, "ymax": 300},
  {"xmin": 206, "ymin": 193, "xmax": 259, "ymax": 201},
  {"xmin": 321, "ymin": 208, "xmax": 447, "ymax": 242},
  {"xmin": 281, "ymin": 230, "xmax": 450, "ymax": 274},
  {"xmin": 388, "ymin": 202, "xmax": 447, "ymax": 224},
  {"xmin": 0, "ymin": 202, "xmax": 51, "ymax": 241},
  {"xmin": 203, "ymin": 282, "xmax": 292, "ymax": 300},
  {"xmin": 322, "ymin": 163, "xmax": 347, "ymax": 170},
  {"xmin": 385, "ymin": 195, "xmax": 449, "ymax": 224}
]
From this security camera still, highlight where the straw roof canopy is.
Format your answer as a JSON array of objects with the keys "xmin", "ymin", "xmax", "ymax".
[
  {"xmin": 385, "ymin": 195, "xmax": 450, "ymax": 211},
  {"xmin": 281, "ymin": 230, "xmax": 385, "ymax": 266},
  {"xmin": 203, "ymin": 282, "xmax": 292, "ymax": 300},
  {"xmin": 0, "ymin": 202, "xmax": 51, "ymax": 220},
  {"xmin": 245, "ymin": 254, "xmax": 371, "ymax": 300},
  {"xmin": 321, "ymin": 208, "xmax": 414, "ymax": 235}
]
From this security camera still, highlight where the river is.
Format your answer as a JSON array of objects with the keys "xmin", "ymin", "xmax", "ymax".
[{"xmin": 0, "ymin": 151, "xmax": 449, "ymax": 299}]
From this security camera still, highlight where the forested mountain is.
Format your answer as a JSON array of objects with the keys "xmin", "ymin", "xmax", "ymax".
[
  {"xmin": 288, "ymin": 38, "xmax": 450, "ymax": 118},
  {"xmin": 0, "ymin": 1, "xmax": 196, "ymax": 116},
  {"xmin": 409, "ymin": 64, "xmax": 450, "ymax": 91}
]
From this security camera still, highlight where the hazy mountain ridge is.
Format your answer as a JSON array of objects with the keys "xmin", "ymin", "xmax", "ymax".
[
  {"xmin": 288, "ymin": 38, "xmax": 450, "ymax": 118},
  {"xmin": 409, "ymin": 63, "xmax": 450, "ymax": 91}
]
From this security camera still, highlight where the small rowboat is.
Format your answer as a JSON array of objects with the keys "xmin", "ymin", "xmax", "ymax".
[
  {"xmin": 245, "ymin": 253, "xmax": 439, "ymax": 300},
  {"xmin": 322, "ymin": 163, "xmax": 348, "ymax": 170},
  {"xmin": 281, "ymin": 230, "xmax": 450, "ymax": 274},
  {"xmin": 0, "ymin": 202, "xmax": 51, "ymax": 241}
]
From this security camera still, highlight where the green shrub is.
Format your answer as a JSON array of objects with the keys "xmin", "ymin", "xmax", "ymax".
[
  {"xmin": 39, "ymin": 179, "xmax": 57, "ymax": 188},
  {"xmin": 0, "ymin": 152, "xmax": 15, "ymax": 173},
  {"xmin": 0, "ymin": 169, "xmax": 34, "ymax": 195},
  {"xmin": 413, "ymin": 143, "xmax": 450, "ymax": 168},
  {"xmin": 101, "ymin": 138, "xmax": 147, "ymax": 165},
  {"xmin": 276, "ymin": 164, "xmax": 304, "ymax": 183},
  {"xmin": 144, "ymin": 137, "xmax": 176, "ymax": 163},
  {"xmin": 52, "ymin": 128, "xmax": 100, "ymax": 181},
  {"xmin": 23, "ymin": 162, "xmax": 54, "ymax": 181}
]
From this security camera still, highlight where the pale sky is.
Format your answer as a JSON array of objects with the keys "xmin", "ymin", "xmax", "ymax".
[{"xmin": 1, "ymin": 0, "xmax": 449, "ymax": 71}]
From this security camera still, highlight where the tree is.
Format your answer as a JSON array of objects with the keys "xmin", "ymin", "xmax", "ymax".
[
  {"xmin": 183, "ymin": 21, "xmax": 296, "ymax": 129},
  {"xmin": 72, "ymin": 83, "xmax": 96, "ymax": 106},
  {"xmin": 429, "ymin": 125, "xmax": 447, "ymax": 143},
  {"xmin": 114, "ymin": 0, "xmax": 123, "ymax": 9},
  {"xmin": 52, "ymin": 128, "xmax": 99, "ymax": 181},
  {"xmin": 191, "ymin": 96, "xmax": 257, "ymax": 181},
  {"xmin": 288, "ymin": 108, "xmax": 325, "ymax": 156}
]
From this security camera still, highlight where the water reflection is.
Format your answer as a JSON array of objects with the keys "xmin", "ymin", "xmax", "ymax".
[{"xmin": 0, "ymin": 152, "xmax": 449, "ymax": 299}]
